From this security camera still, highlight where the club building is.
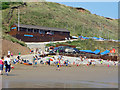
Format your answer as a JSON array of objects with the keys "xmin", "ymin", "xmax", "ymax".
[{"xmin": 9, "ymin": 24, "xmax": 70, "ymax": 42}]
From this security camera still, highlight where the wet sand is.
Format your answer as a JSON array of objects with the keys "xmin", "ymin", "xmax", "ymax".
[{"xmin": 2, "ymin": 64, "xmax": 118, "ymax": 88}]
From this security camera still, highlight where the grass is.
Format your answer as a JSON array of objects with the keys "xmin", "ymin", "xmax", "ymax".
[
  {"xmin": 2, "ymin": 2, "xmax": 118, "ymax": 40},
  {"xmin": 2, "ymin": 33, "xmax": 27, "ymax": 46},
  {"xmin": 1, "ymin": 2, "xmax": 118, "ymax": 48}
]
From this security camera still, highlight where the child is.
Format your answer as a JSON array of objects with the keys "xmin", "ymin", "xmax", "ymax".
[
  {"xmin": 35, "ymin": 60, "xmax": 37, "ymax": 66},
  {"xmin": 0, "ymin": 57, "xmax": 4, "ymax": 75},
  {"xmin": 56, "ymin": 61, "xmax": 60, "ymax": 71},
  {"xmin": 100, "ymin": 60, "xmax": 103, "ymax": 64},
  {"xmin": 33, "ymin": 56, "xmax": 36, "ymax": 67},
  {"xmin": 11, "ymin": 53, "xmax": 13, "ymax": 57}
]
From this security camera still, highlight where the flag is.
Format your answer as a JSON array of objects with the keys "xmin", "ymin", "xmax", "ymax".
[{"xmin": 110, "ymin": 48, "xmax": 115, "ymax": 53}]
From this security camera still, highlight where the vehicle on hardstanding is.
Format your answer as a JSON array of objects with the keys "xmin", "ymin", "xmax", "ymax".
[{"xmin": 65, "ymin": 47, "xmax": 80, "ymax": 54}]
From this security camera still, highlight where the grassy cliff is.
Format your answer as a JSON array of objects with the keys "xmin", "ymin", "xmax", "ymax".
[{"xmin": 2, "ymin": 2, "xmax": 118, "ymax": 40}]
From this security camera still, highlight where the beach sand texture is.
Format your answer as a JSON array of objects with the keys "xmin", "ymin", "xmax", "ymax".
[{"xmin": 2, "ymin": 64, "xmax": 118, "ymax": 88}]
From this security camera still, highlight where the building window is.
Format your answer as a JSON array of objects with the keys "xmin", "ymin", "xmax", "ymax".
[
  {"xmin": 39, "ymin": 30, "xmax": 45, "ymax": 34},
  {"xmin": 20, "ymin": 27, "xmax": 27, "ymax": 32},
  {"xmin": 34, "ymin": 29, "xmax": 39, "ymax": 33},
  {"xmin": 28, "ymin": 28, "xmax": 33, "ymax": 33}
]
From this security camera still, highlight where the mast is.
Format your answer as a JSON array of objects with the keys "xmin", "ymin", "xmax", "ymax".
[{"xmin": 18, "ymin": 8, "xmax": 20, "ymax": 31}]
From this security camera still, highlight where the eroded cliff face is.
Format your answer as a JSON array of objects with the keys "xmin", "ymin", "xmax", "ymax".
[{"xmin": 1, "ymin": 39, "xmax": 30, "ymax": 56}]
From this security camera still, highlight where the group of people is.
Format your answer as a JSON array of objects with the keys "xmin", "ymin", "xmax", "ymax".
[
  {"xmin": 30, "ymin": 48, "xmax": 45, "ymax": 55},
  {"xmin": 0, "ymin": 51, "xmax": 21, "ymax": 76},
  {"xmin": 13, "ymin": 55, "xmax": 22, "ymax": 64},
  {"xmin": 0, "ymin": 55, "xmax": 11, "ymax": 76},
  {"xmin": 38, "ymin": 54, "xmax": 118, "ymax": 69}
]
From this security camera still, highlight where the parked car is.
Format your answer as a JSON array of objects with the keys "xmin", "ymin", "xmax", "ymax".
[
  {"xmin": 65, "ymin": 47, "xmax": 80, "ymax": 54},
  {"xmin": 50, "ymin": 46, "xmax": 70, "ymax": 54}
]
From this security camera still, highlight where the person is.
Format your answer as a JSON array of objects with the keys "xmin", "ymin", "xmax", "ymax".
[
  {"xmin": 73, "ymin": 61, "xmax": 75, "ymax": 65},
  {"xmin": 11, "ymin": 53, "xmax": 13, "ymax": 57},
  {"xmin": 17, "ymin": 55, "xmax": 20, "ymax": 60},
  {"xmin": 48, "ymin": 59, "xmax": 50, "ymax": 65},
  {"xmin": 100, "ymin": 60, "xmax": 103, "ymax": 64},
  {"xmin": 38, "ymin": 52, "xmax": 40, "ymax": 57},
  {"xmin": 92, "ymin": 61, "xmax": 96, "ymax": 66},
  {"xmin": 33, "ymin": 56, "xmax": 37, "ymax": 67},
  {"xmin": 13, "ymin": 59, "xmax": 16, "ymax": 64},
  {"xmin": 113, "ymin": 61, "xmax": 116, "ymax": 66},
  {"xmin": 34, "ymin": 59, "xmax": 37, "ymax": 66},
  {"xmin": 59, "ymin": 60, "xmax": 60, "ymax": 65},
  {"xmin": 31, "ymin": 48, "xmax": 33, "ymax": 53},
  {"xmin": 30, "ymin": 50, "xmax": 32, "ymax": 54},
  {"xmin": 68, "ymin": 61, "xmax": 71, "ymax": 67},
  {"xmin": 33, "ymin": 56, "xmax": 36, "ymax": 63},
  {"xmin": 66, "ymin": 60, "xmax": 68, "ymax": 66},
  {"xmin": 36, "ymin": 48, "xmax": 38, "ymax": 54},
  {"xmin": 56, "ymin": 62, "xmax": 60, "ymax": 70},
  {"xmin": 4, "ymin": 55, "xmax": 11, "ymax": 76},
  {"xmin": 0, "ymin": 57, "xmax": 4, "ymax": 75},
  {"xmin": 35, "ymin": 55, "xmax": 38, "ymax": 60},
  {"xmin": 18, "ymin": 52, "xmax": 21, "ymax": 56},
  {"xmin": 89, "ymin": 60, "xmax": 92, "ymax": 65},
  {"xmin": 40, "ymin": 60, "xmax": 43, "ymax": 64},
  {"xmin": 8, "ymin": 51, "xmax": 10, "ymax": 55}
]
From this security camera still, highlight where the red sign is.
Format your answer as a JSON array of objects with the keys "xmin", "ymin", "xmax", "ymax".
[{"xmin": 110, "ymin": 48, "xmax": 115, "ymax": 53}]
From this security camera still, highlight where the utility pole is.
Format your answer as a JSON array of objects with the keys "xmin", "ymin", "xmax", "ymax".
[{"xmin": 18, "ymin": 8, "xmax": 20, "ymax": 31}]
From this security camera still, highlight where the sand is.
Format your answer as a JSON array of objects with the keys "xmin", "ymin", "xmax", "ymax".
[
  {"xmin": 2, "ymin": 64, "xmax": 118, "ymax": 88},
  {"xmin": 2, "ymin": 39, "xmax": 30, "ymax": 56}
]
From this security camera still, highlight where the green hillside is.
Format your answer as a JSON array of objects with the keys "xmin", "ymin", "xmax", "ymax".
[{"xmin": 2, "ymin": 2, "xmax": 118, "ymax": 40}]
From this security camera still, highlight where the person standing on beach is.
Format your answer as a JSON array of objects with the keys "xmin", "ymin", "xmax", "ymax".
[
  {"xmin": 59, "ymin": 60, "xmax": 60, "ymax": 66},
  {"xmin": 30, "ymin": 49, "xmax": 32, "ymax": 54},
  {"xmin": 100, "ymin": 60, "xmax": 103, "ymax": 64},
  {"xmin": 4, "ymin": 55, "xmax": 11, "ymax": 76},
  {"xmin": 33, "ymin": 56, "xmax": 36, "ymax": 65},
  {"xmin": 35, "ymin": 55, "xmax": 38, "ymax": 60},
  {"xmin": 33, "ymin": 56, "xmax": 37, "ymax": 67},
  {"xmin": 0, "ymin": 57, "xmax": 4, "ymax": 75},
  {"xmin": 18, "ymin": 52, "xmax": 21, "ymax": 56},
  {"xmin": 47, "ymin": 59, "xmax": 50, "ymax": 65},
  {"xmin": 11, "ymin": 53, "xmax": 13, "ymax": 57},
  {"xmin": 17, "ymin": 55, "xmax": 21, "ymax": 64},
  {"xmin": 56, "ymin": 61, "xmax": 60, "ymax": 70},
  {"xmin": 8, "ymin": 51, "xmax": 10, "ymax": 55}
]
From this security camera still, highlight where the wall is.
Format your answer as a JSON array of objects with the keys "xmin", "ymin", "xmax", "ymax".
[{"xmin": 9, "ymin": 30, "xmax": 70, "ymax": 42}]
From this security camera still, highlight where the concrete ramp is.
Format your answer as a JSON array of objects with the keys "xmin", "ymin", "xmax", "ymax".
[
  {"xmin": 25, "ymin": 39, "xmax": 77, "ymax": 51},
  {"xmin": 25, "ymin": 42, "xmax": 46, "ymax": 51}
]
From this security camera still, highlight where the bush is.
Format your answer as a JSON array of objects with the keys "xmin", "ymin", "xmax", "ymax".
[
  {"xmin": 1, "ymin": 2, "xmax": 24, "ymax": 10},
  {"xmin": 2, "ymin": 4, "xmax": 10, "ymax": 10}
]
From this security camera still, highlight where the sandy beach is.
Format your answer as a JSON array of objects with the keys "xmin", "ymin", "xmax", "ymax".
[{"xmin": 2, "ymin": 64, "xmax": 118, "ymax": 88}]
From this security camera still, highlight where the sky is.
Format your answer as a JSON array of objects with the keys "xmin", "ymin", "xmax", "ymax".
[{"xmin": 46, "ymin": 1, "xmax": 118, "ymax": 19}]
